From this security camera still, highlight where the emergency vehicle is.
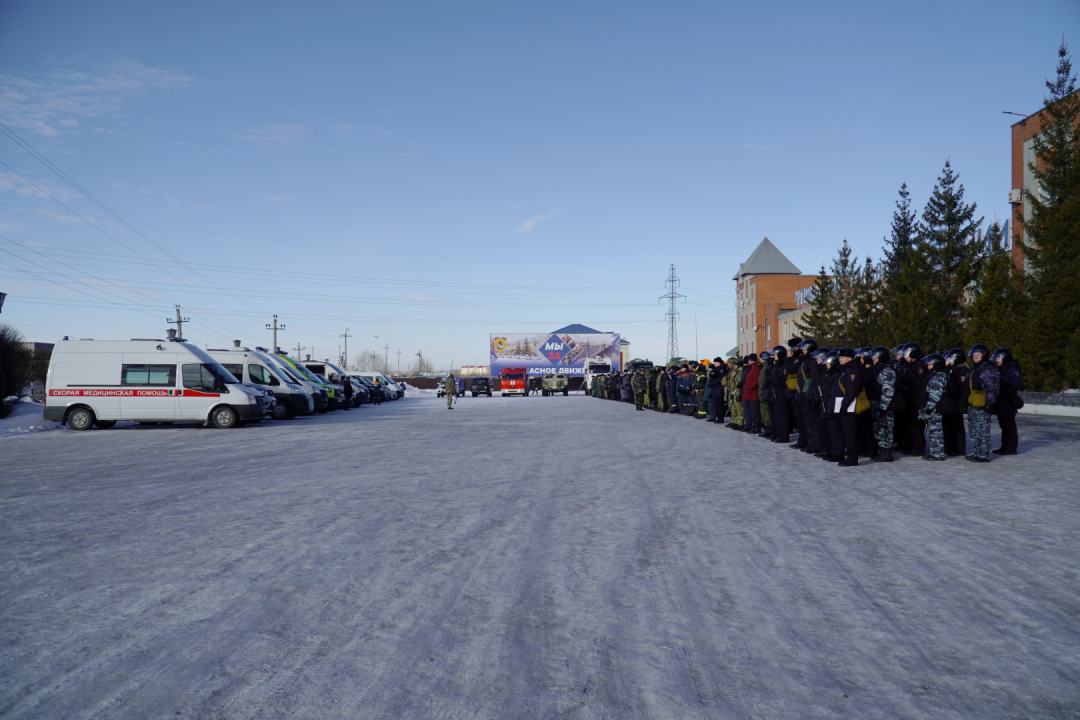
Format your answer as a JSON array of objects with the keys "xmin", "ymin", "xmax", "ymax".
[
  {"xmin": 500, "ymin": 367, "xmax": 527, "ymax": 396},
  {"xmin": 44, "ymin": 338, "xmax": 268, "ymax": 430},
  {"xmin": 205, "ymin": 344, "xmax": 314, "ymax": 419}
]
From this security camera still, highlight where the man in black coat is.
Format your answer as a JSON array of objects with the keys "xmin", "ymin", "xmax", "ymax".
[
  {"xmin": 835, "ymin": 348, "xmax": 864, "ymax": 467},
  {"xmin": 992, "ymin": 348, "xmax": 1023, "ymax": 455}
]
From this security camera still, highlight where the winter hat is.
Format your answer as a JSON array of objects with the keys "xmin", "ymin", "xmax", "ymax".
[{"xmin": 746, "ymin": 353, "xmax": 758, "ymax": 362}]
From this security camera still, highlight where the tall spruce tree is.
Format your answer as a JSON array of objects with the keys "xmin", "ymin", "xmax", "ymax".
[
  {"xmin": 917, "ymin": 160, "xmax": 984, "ymax": 351},
  {"xmin": 796, "ymin": 265, "xmax": 841, "ymax": 347},
  {"xmin": 880, "ymin": 183, "xmax": 936, "ymax": 347},
  {"xmin": 965, "ymin": 222, "xmax": 1028, "ymax": 354},
  {"xmin": 1021, "ymin": 41, "xmax": 1080, "ymax": 390},
  {"xmin": 883, "ymin": 183, "xmax": 917, "ymax": 276},
  {"xmin": 796, "ymin": 240, "xmax": 861, "ymax": 346},
  {"xmin": 849, "ymin": 255, "xmax": 884, "ymax": 347}
]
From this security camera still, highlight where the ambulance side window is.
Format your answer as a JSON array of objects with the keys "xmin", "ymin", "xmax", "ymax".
[
  {"xmin": 183, "ymin": 364, "xmax": 219, "ymax": 392},
  {"xmin": 221, "ymin": 364, "xmax": 244, "ymax": 381},
  {"xmin": 121, "ymin": 364, "xmax": 176, "ymax": 386},
  {"xmin": 249, "ymin": 365, "xmax": 279, "ymax": 386}
]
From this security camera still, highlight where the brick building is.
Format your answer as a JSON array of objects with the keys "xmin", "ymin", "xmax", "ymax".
[
  {"xmin": 733, "ymin": 238, "xmax": 816, "ymax": 357},
  {"xmin": 1010, "ymin": 90, "xmax": 1078, "ymax": 271}
]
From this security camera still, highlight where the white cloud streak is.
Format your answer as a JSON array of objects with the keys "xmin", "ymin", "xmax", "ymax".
[
  {"xmin": 515, "ymin": 209, "xmax": 559, "ymax": 233},
  {"xmin": 0, "ymin": 61, "xmax": 193, "ymax": 137}
]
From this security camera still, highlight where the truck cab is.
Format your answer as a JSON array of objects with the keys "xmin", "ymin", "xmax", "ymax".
[{"xmin": 500, "ymin": 367, "xmax": 527, "ymax": 396}]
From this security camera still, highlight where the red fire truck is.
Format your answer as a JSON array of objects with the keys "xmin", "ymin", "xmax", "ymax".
[{"xmin": 500, "ymin": 367, "xmax": 527, "ymax": 397}]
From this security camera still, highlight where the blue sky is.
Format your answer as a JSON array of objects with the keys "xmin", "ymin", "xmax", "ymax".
[{"xmin": 0, "ymin": 1, "xmax": 1075, "ymax": 368}]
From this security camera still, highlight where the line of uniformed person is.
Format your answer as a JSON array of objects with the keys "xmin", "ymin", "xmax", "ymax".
[{"xmin": 588, "ymin": 338, "xmax": 1024, "ymax": 467}]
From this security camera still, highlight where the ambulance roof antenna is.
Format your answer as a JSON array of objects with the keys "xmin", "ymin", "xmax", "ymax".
[{"xmin": 658, "ymin": 264, "xmax": 685, "ymax": 363}]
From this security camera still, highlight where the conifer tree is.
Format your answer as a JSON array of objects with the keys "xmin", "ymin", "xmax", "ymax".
[
  {"xmin": 1021, "ymin": 41, "xmax": 1080, "ymax": 390},
  {"xmin": 880, "ymin": 183, "xmax": 936, "ymax": 347},
  {"xmin": 917, "ymin": 160, "xmax": 983, "ymax": 351},
  {"xmin": 796, "ymin": 240, "xmax": 862, "ymax": 346},
  {"xmin": 849, "ymin": 255, "xmax": 883, "ymax": 347},
  {"xmin": 965, "ymin": 222, "xmax": 1028, "ymax": 354},
  {"xmin": 882, "ymin": 183, "xmax": 917, "ymax": 277},
  {"xmin": 796, "ymin": 266, "xmax": 841, "ymax": 347}
]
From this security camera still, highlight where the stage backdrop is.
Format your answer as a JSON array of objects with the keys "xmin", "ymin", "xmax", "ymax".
[{"xmin": 490, "ymin": 332, "xmax": 621, "ymax": 376}]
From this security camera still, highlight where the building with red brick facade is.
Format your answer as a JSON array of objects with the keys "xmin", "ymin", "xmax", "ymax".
[
  {"xmin": 1010, "ymin": 90, "xmax": 1078, "ymax": 271},
  {"xmin": 733, "ymin": 238, "xmax": 816, "ymax": 357}
]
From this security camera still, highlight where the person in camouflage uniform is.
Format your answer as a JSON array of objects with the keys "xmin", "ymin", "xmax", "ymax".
[
  {"xmin": 631, "ymin": 370, "xmax": 647, "ymax": 410},
  {"xmin": 966, "ymin": 343, "xmax": 999, "ymax": 462},
  {"xmin": 757, "ymin": 352, "xmax": 773, "ymax": 436},
  {"xmin": 725, "ymin": 358, "xmax": 744, "ymax": 428},
  {"xmin": 868, "ymin": 346, "xmax": 897, "ymax": 462},
  {"xmin": 655, "ymin": 369, "xmax": 668, "ymax": 412},
  {"xmin": 918, "ymin": 354, "xmax": 949, "ymax": 460}
]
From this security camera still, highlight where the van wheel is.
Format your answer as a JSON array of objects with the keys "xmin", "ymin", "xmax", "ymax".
[
  {"xmin": 211, "ymin": 406, "xmax": 239, "ymax": 429},
  {"xmin": 270, "ymin": 402, "xmax": 290, "ymax": 420},
  {"xmin": 94, "ymin": 420, "xmax": 117, "ymax": 429},
  {"xmin": 68, "ymin": 407, "xmax": 95, "ymax": 431},
  {"xmin": 487, "ymin": 391, "xmax": 492, "ymax": 397},
  {"xmin": 563, "ymin": 389, "xmax": 569, "ymax": 396}
]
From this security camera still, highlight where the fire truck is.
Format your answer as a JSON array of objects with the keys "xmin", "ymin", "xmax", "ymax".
[{"xmin": 500, "ymin": 367, "xmax": 527, "ymax": 396}]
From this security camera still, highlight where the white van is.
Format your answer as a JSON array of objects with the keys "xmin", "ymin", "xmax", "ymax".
[
  {"xmin": 44, "ymin": 338, "xmax": 268, "ymax": 430},
  {"xmin": 205, "ymin": 344, "xmax": 314, "ymax": 419}
]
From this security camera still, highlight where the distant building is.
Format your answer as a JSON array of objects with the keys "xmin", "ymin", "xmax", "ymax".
[
  {"xmin": 1010, "ymin": 91, "xmax": 1078, "ymax": 272},
  {"xmin": 733, "ymin": 238, "xmax": 816, "ymax": 357}
]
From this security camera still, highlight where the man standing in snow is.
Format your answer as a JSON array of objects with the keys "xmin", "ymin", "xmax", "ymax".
[
  {"xmin": 444, "ymin": 373, "xmax": 456, "ymax": 410},
  {"xmin": 631, "ymin": 370, "xmax": 646, "ymax": 410}
]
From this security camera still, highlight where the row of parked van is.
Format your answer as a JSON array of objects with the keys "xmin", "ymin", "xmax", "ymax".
[{"xmin": 43, "ymin": 338, "xmax": 406, "ymax": 430}]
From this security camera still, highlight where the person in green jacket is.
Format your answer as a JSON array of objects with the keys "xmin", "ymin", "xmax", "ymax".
[
  {"xmin": 726, "ymin": 358, "xmax": 744, "ymax": 429},
  {"xmin": 444, "ymin": 373, "xmax": 456, "ymax": 409}
]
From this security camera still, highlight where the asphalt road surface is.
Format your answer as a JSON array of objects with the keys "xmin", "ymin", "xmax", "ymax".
[{"xmin": 3, "ymin": 394, "xmax": 1079, "ymax": 719}]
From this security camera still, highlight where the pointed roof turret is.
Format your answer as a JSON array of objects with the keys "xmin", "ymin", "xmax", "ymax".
[{"xmin": 732, "ymin": 237, "xmax": 802, "ymax": 280}]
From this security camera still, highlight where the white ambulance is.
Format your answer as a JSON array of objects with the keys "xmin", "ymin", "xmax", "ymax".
[{"xmin": 44, "ymin": 338, "xmax": 268, "ymax": 430}]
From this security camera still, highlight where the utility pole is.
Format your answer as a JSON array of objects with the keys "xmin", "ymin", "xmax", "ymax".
[
  {"xmin": 383, "ymin": 343, "xmax": 390, "ymax": 373},
  {"xmin": 658, "ymin": 264, "xmax": 685, "ymax": 362},
  {"xmin": 415, "ymin": 350, "xmax": 424, "ymax": 374},
  {"xmin": 296, "ymin": 343, "xmax": 306, "ymax": 359},
  {"xmin": 340, "ymin": 328, "xmax": 352, "ymax": 370},
  {"xmin": 167, "ymin": 305, "xmax": 190, "ymax": 341},
  {"xmin": 396, "ymin": 349, "xmax": 402, "ymax": 374},
  {"xmin": 266, "ymin": 315, "xmax": 285, "ymax": 352}
]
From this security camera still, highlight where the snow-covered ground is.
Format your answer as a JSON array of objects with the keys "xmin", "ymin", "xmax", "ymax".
[
  {"xmin": 0, "ymin": 397, "xmax": 64, "ymax": 436},
  {"xmin": 2, "ymin": 394, "xmax": 1078, "ymax": 718}
]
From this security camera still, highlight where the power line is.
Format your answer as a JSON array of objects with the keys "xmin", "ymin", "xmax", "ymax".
[
  {"xmin": 0, "ymin": 238, "xmax": 659, "ymax": 295},
  {"xmin": 0, "ymin": 123, "xmax": 266, "ymax": 317}
]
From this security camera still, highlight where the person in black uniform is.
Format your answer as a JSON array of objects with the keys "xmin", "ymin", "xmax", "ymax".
[
  {"xmin": 897, "ymin": 342, "xmax": 927, "ymax": 456},
  {"xmin": 991, "ymin": 347, "xmax": 1023, "ymax": 455},
  {"xmin": 835, "ymin": 347, "xmax": 865, "ymax": 467},
  {"xmin": 855, "ymin": 347, "xmax": 877, "ymax": 458},
  {"xmin": 822, "ymin": 351, "xmax": 844, "ymax": 462},
  {"xmin": 769, "ymin": 345, "xmax": 791, "ymax": 443},
  {"xmin": 814, "ymin": 348, "xmax": 834, "ymax": 458},
  {"xmin": 790, "ymin": 338, "xmax": 818, "ymax": 451},
  {"xmin": 892, "ymin": 346, "xmax": 912, "ymax": 454},
  {"xmin": 942, "ymin": 348, "xmax": 969, "ymax": 456}
]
